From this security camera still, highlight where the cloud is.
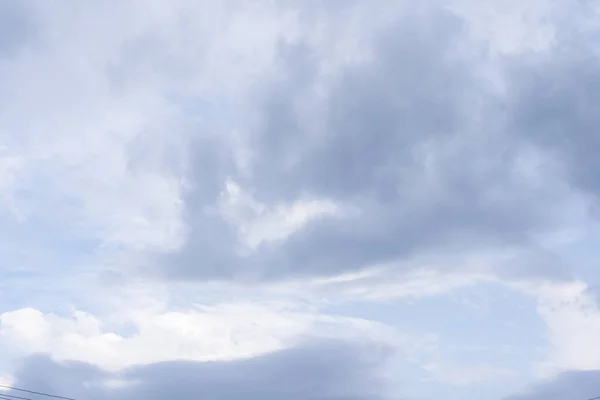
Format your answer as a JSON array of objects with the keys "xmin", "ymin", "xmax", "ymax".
[
  {"xmin": 505, "ymin": 9, "xmax": 600, "ymax": 203},
  {"xmin": 2, "ymin": 1, "xmax": 600, "ymax": 398},
  {"xmin": 11, "ymin": 340, "xmax": 393, "ymax": 400},
  {"xmin": 507, "ymin": 370, "xmax": 600, "ymax": 400},
  {"xmin": 163, "ymin": 0, "xmax": 580, "ymax": 282},
  {"xmin": 0, "ymin": 302, "xmax": 402, "ymax": 375},
  {"xmin": 0, "ymin": 1, "xmax": 36, "ymax": 57},
  {"xmin": 513, "ymin": 281, "xmax": 600, "ymax": 377},
  {"xmin": 0, "ymin": 0, "xmax": 588, "ymax": 287}
]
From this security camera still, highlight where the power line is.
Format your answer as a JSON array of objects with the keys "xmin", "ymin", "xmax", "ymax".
[
  {"xmin": 0, "ymin": 393, "xmax": 34, "ymax": 400},
  {"xmin": 0, "ymin": 386, "xmax": 75, "ymax": 400},
  {"xmin": 0, "ymin": 394, "xmax": 33, "ymax": 400},
  {"xmin": 0, "ymin": 395, "xmax": 34, "ymax": 400}
]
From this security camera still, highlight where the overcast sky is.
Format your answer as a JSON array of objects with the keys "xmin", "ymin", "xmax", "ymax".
[{"xmin": 1, "ymin": 1, "xmax": 600, "ymax": 399}]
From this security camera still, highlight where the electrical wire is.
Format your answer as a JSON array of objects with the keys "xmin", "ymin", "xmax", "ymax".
[
  {"xmin": 0, "ymin": 386, "xmax": 75, "ymax": 400},
  {"xmin": 0, "ymin": 393, "xmax": 34, "ymax": 400}
]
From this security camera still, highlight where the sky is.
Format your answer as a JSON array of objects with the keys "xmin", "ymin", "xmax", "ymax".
[{"xmin": 1, "ymin": 0, "xmax": 600, "ymax": 399}]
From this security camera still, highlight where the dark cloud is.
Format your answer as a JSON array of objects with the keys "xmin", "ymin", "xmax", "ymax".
[
  {"xmin": 506, "ymin": 370, "xmax": 600, "ymax": 400},
  {"xmin": 162, "ymin": 2, "xmax": 577, "ymax": 282},
  {"xmin": 12, "ymin": 340, "xmax": 393, "ymax": 400},
  {"xmin": 506, "ymin": 28, "xmax": 600, "ymax": 200}
]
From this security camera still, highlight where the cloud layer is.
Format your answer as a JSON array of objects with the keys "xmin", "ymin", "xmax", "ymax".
[
  {"xmin": 2, "ymin": 1, "xmax": 600, "ymax": 400},
  {"xmin": 161, "ymin": 0, "xmax": 586, "ymax": 283},
  {"xmin": 11, "ymin": 340, "xmax": 392, "ymax": 400}
]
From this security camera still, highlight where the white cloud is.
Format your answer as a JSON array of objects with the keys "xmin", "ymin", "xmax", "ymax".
[
  {"xmin": 0, "ymin": 6, "xmax": 188, "ymax": 256},
  {"xmin": 0, "ymin": 0, "xmax": 303, "ymax": 260},
  {"xmin": 517, "ymin": 281, "xmax": 600, "ymax": 377},
  {"xmin": 308, "ymin": 267, "xmax": 490, "ymax": 301},
  {"xmin": 0, "ymin": 302, "xmax": 402, "ymax": 373},
  {"xmin": 301, "ymin": 249, "xmax": 534, "ymax": 302},
  {"xmin": 217, "ymin": 178, "xmax": 345, "ymax": 250}
]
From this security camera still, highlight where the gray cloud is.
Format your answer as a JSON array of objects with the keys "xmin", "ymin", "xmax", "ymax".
[
  {"xmin": 506, "ymin": 26, "xmax": 600, "ymax": 201},
  {"xmin": 507, "ymin": 370, "xmax": 600, "ymax": 400},
  {"xmin": 12, "ymin": 340, "xmax": 393, "ymax": 400},
  {"xmin": 164, "ymin": 2, "xmax": 575, "ymax": 282}
]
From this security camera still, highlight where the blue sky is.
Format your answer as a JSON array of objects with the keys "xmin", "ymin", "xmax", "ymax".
[{"xmin": 1, "ymin": 1, "xmax": 600, "ymax": 399}]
